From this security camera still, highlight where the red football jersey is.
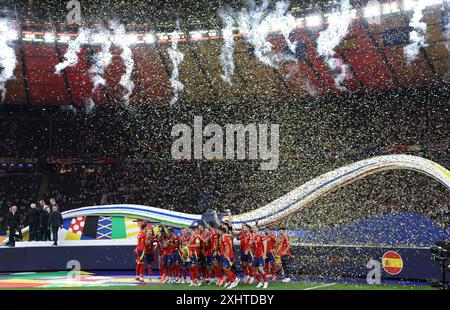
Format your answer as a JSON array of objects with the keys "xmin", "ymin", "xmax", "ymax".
[
  {"xmin": 170, "ymin": 234, "xmax": 180, "ymax": 252},
  {"xmin": 265, "ymin": 233, "xmax": 277, "ymax": 254},
  {"xmin": 278, "ymin": 235, "xmax": 291, "ymax": 256},
  {"xmin": 188, "ymin": 234, "xmax": 201, "ymax": 256},
  {"xmin": 160, "ymin": 236, "xmax": 172, "ymax": 255},
  {"xmin": 181, "ymin": 233, "xmax": 190, "ymax": 244},
  {"xmin": 253, "ymin": 234, "xmax": 266, "ymax": 258},
  {"xmin": 239, "ymin": 231, "xmax": 253, "ymax": 253},
  {"xmin": 210, "ymin": 229, "xmax": 219, "ymax": 252},
  {"xmin": 202, "ymin": 231, "xmax": 214, "ymax": 256},
  {"xmin": 136, "ymin": 231, "xmax": 146, "ymax": 251},
  {"xmin": 144, "ymin": 235, "xmax": 155, "ymax": 255},
  {"xmin": 220, "ymin": 235, "xmax": 234, "ymax": 259}
]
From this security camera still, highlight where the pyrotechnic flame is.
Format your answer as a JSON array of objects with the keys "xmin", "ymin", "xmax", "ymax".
[
  {"xmin": 404, "ymin": 1, "xmax": 428, "ymax": 63},
  {"xmin": 55, "ymin": 28, "xmax": 90, "ymax": 75},
  {"xmin": 219, "ymin": 8, "xmax": 236, "ymax": 85},
  {"xmin": 237, "ymin": 0, "xmax": 297, "ymax": 68},
  {"xmin": 317, "ymin": 0, "xmax": 353, "ymax": 91},
  {"xmin": 110, "ymin": 21, "xmax": 135, "ymax": 105},
  {"xmin": 168, "ymin": 21, "xmax": 185, "ymax": 106},
  {"xmin": 89, "ymin": 29, "xmax": 113, "ymax": 93},
  {"xmin": 0, "ymin": 19, "xmax": 17, "ymax": 103}
]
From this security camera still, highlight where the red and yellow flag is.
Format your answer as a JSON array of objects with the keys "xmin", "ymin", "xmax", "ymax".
[{"xmin": 382, "ymin": 251, "xmax": 403, "ymax": 275}]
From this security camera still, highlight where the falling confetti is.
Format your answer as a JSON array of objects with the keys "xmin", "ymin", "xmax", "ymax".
[{"xmin": 317, "ymin": 0, "xmax": 353, "ymax": 91}]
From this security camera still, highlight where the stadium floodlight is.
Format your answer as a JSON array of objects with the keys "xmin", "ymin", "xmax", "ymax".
[
  {"xmin": 23, "ymin": 33, "xmax": 36, "ymax": 41},
  {"xmin": 364, "ymin": 3, "xmax": 382, "ymax": 18},
  {"xmin": 124, "ymin": 34, "xmax": 140, "ymax": 45},
  {"xmin": 143, "ymin": 33, "xmax": 155, "ymax": 44},
  {"xmin": 157, "ymin": 33, "xmax": 169, "ymax": 40},
  {"xmin": 425, "ymin": 0, "xmax": 444, "ymax": 6},
  {"xmin": 92, "ymin": 33, "xmax": 108, "ymax": 44},
  {"xmin": 305, "ymin": 14, "xmax": 322, "ymax": 27},
  {"xmin": 190, "ymin": 31, "xmax": 203, "ymax": 40},
  {"xmin": 58, "ymin": 35, "xmax": 71, "ymax": 42},
  {"xmin": 295, "ymin": 17, "xmax": 305, "ymax": 27},
  {"xmin": 402, "ymin": 0, "xmax": 414, "ymax": 10},
  {"xmin": 44, "ymin": 33, "xmax": 55, "ymax": 42},
  {"xmin": 401, "ymin": 0, "xmax": 442, "ymax": 10},
  {"xmin": 382, "ymin": 2, "xmax": 400, "ymax": 14}
]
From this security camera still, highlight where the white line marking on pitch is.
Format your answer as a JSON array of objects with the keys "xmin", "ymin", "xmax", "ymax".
[{"xmin": 304, "ymin": 283, "xmax": 337, "ymax": 290}]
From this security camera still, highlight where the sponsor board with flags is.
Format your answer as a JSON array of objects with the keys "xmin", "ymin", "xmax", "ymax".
[
  {"xmin": 61, "ymin": 216, "xmax": 144, "ymax": 241},
  {"xmin": 96, "ymin": 216, "xmax": 112, "ymax": 239}
]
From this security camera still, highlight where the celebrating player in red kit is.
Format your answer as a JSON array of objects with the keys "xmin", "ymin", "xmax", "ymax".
[
  {"xmin": 188, "ymin": 225, "xmax": 202, "ymax": 286},
  {"xmin": 238, "ymin": 223, "xmax": 255, "ymax": 284},
  {"xmin": 135, "ymin": 224, "xmax": 147, "ymax": 283},
  {"xmin": 264, "ymin": 227, "xmax": 278, "ymax": 280},
  {"xmin": 168, "ymin": 227, "xmax": 183, "ymax": 283},
  {"xmin": 206, "ymin": 221, "xmax": 224, "ymax": 286},
  {"xmin": 159, "ymin": 228, "xmax": 172, "ymax": 283},
  {"xmin": 144, "ymin": 226, "xmax": 155, "ymax": 279},
  {"xmin": 252, "ymin": 225, "xmax": 268, "ymax": 288},
  {"xmin": 278, "ymin": 227, "xmax": 292, "ymax": 282},
  {"xmin": 219, "ymin": 226, "xmax": 240, "ymax": 289},
  {"xmin": 180, "ymin": 227, "xmax": 190, "ymax": 284}
]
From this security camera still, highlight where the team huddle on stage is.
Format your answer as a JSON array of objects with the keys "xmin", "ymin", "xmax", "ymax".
[{"xmin": 134, "ymin": 220, "xmax": 291, "ymax": 289}]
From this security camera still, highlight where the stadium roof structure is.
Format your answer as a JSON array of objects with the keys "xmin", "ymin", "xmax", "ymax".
[{"xmin": 0, "ymin": 0, "xmax": 449, "ymax": 107}]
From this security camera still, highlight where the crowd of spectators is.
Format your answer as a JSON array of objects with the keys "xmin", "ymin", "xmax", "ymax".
[
  {"xmin": 0, "ymin": 86, "xmax": 448, "ymax": 235},
  {"xmin": 0, "ymin": 175, "xmax": 42, "ymax": 233}
]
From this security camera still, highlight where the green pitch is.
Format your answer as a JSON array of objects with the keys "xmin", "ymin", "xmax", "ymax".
[
  {"xmin": 2, "ymin": 282, "xmax": 437, "ymax": 290},
  {"xmin": 0, "ymin": 271, "xmax": 437, "ymax": 290}
]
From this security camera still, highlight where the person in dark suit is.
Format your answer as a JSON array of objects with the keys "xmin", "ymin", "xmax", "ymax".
[
  {"xmin": 7, "ymin": 205, "xmax": 20, "ymax": 247},
  {"xmin": 40, "ymin": 206, "xmax": 51, "ymax": 241},
  {"xmin": 49, "ymin": 205, "xmax": 63, "ymax": 246},
  {"xmin": 28, "ymin": 203, "xmax": 40, "ymax": 241},
  {"xmin": 37, "ymin": 200, "xmax": 47, "ymax": 241}
]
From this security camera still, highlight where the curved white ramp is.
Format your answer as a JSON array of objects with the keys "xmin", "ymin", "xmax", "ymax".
[
  {"xmin": 230, "ymin": 154, "xmax": 449, "ymax": 227},
  {"xmin": 2, "ymin": 155, "xmax": 448, "ymax": 246}
]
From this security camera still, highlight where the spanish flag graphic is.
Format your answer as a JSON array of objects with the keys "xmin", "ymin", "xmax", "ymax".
[{"xmin": 382, "ymin": 251, "xmax": 403, "ymax": 275}]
